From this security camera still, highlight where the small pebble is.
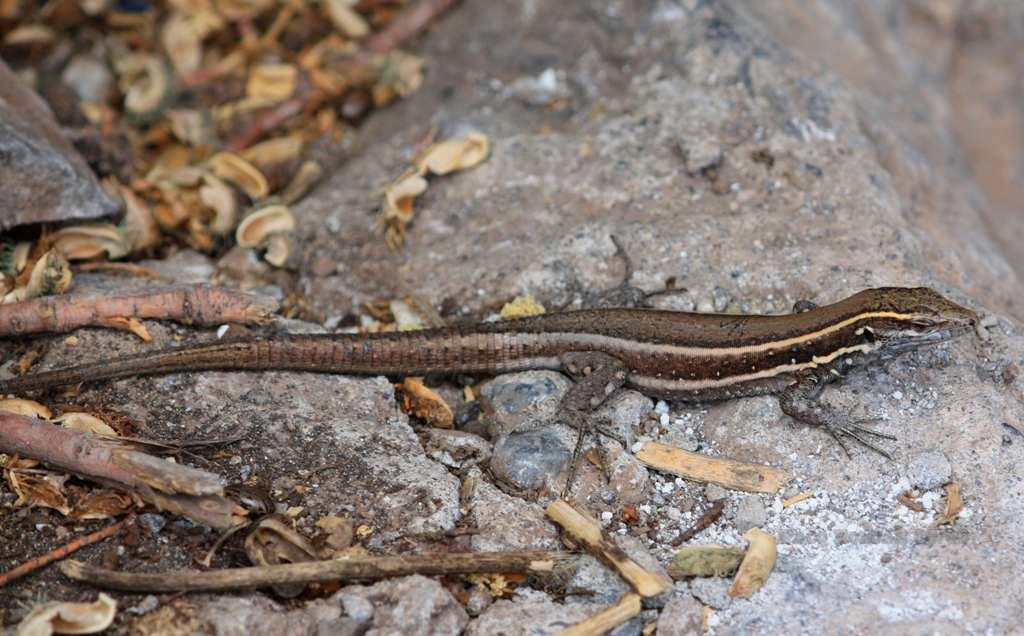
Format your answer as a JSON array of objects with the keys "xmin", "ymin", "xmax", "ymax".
[{"xmin": 905, "ymin": 451, "xmax": 952, "ymax": 490}]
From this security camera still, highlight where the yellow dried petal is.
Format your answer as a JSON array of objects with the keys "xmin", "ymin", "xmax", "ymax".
[
  {"xmin": 324, "ymin": 0, "xmax": 369, "ymax": 38},
  {"xmin": 51, "ymin": 225, "xmax": 131, "ymax": 261}
]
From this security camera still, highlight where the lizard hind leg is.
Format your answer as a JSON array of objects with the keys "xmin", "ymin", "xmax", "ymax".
[
  {"xmin": 558, "ymin": 351, "xmax": 629, "ymax": 500},
  {"xmin": 778, "ymin": 372, "xmax": 897, "ymax": 460}
]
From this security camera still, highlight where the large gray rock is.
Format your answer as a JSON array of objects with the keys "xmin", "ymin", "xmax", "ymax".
[{"xmin": 0, "ymin": 59, "xmax": 119, "ymax": 230}]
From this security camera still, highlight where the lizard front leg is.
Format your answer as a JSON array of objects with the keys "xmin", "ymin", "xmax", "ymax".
[
  {"xmin": 778, "ymin": 370, "xmax": 896, "ymax": 459},
  {"xmin": 558, "ymin": 351, "xmax": 628, "ymax": 499}
]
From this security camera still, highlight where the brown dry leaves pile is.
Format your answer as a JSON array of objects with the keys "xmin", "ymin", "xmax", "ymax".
[{"xmin": 1, "ymin": 0, "xmax": 429, "ymax": 297}]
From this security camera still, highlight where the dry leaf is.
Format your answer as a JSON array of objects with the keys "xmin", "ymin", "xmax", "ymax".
[
  {"xmin": 15, "ymin": 593, "xmax": 117, "ymax": 636},
  {"xmin": 54, "ymin": 413, "xmax": 118, "ymax": 436},
  {"xmin": 50, "ymin": 225, "xmax": 131, "ymax": 261},
  {"xmin": 70, "ymin": 490, "xmax": 138, "ymax": 519},
  {"xmin": 396, "ymin": 377, "xmax": 454, "ymax": 429},
  {"xmin": 4, "ymin": 250, "xmax": 72, "ymax": 303},
  {"xmin": 372, "ymin": 51, "xmax": 424, "ymax": 105},
  {"xmin": 377, "ymin": 170, "xmax": 427, "ymax": 247},
  {"xmin": 124, "ymin": 56, "xmax": 175, "ymax": 124},
  {"xmin": 246, "ymin": 64, "xmax": 298, "ymax": 102},
  {"xmin": 235, "ymin": 204, "xmax": 296, "ymax": 248},
  {"xmin": 0, "ymin": 398, "xmax": 53, "ymax": 419},
  {"xmin": 935, "ymin": 482, "xmax": 964, "ymax": 526},
  {"xmin": 279, "ymin": 160, "xmax": 323, "ymax": 205},
  {"xmin": 245, "ymin": 516, "xmax": 318, "ymax": 598},
  {"xmin": 324, "ymin": 0, "xmax": 370, "ymax": 38},
  {"xmin": 239, "ymin": 135, "xmax": 305, "ymax": 170},
  {"xmin": 417, "ymin": 133, "xmax": 491, "ymax": 176},
  {"xmin": 198, "ymin": 173, "xmax": 239, "ymax": 236},
  {"xmin": 209, "ymin": 152, "xmax": 270, "ymax": 200},
  {"xmin": 117, "ymin": 184, "xmax": 161, "ymax": 253},
  {"xmin": 8, "ymin": 470, "xmax": 71, "ymax": 515}
]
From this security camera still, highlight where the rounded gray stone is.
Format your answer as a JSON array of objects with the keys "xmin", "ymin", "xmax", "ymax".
[
  {"xmin": 905, "ymin": 451, "xmax": 953, "ymax": 490},
  {"xmin": 489, "ymin": 428, "xmax": 571, "ymax": 491},
  {"xmin": 479, "ymin": 371, "xmax": 571, "ymax": 437}
]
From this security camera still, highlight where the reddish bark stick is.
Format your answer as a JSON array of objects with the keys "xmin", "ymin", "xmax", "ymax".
[
  {"xmin": 0, "ymin": 284, "xmax": 278, "ymax": 337},
  {"xmin": 0, "ymin": 413, "xmax": 240, "ymax": 529}
]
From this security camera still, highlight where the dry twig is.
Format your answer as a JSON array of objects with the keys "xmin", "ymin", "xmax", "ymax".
[
  {"xmin": 0, "ymin": 284, "xmax": 278, "ymax": 337},
  {"xmin": 0, "ymin": 413, "xmax": 241, "ymax": 529},
  {"xmin": 546, "ymin": 500, "xmax": 668, "ymax": 597},
  {"xmin": 672, "ymin": 499, "xmax": 725, "ymax": 546},
  {"xmin": 0, "ymin": 515, "xmax": 132, "ymax": 588},
  {"xmin": 60, "ymin": 550, "xmax": 572, "ymax": 592}
]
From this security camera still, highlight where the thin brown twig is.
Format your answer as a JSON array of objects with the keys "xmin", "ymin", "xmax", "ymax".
[
  {"xmin": 0, "ymin": 515, "xmax": 133, "ymax": 588},
  {"xmin": 61, "ymin": 550, "xmax": 574, "ymax": 592},
  {"xmin": 672, "ymin": 499, "xmax": 725, "ymax": 546}
]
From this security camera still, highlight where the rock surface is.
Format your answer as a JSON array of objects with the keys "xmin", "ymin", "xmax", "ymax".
[
  {"xmin": 0, "ymin": 59, "xmax": 119, "ymax": 230},
  {"xmin": 2, "ymin": 1, "xmax": 1023, "ymax": 634}
]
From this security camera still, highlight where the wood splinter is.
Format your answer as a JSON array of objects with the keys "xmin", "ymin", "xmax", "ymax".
[
  {"xmin": 546, "ymin": 500, "xmax": 668, "ymax": 597},
  {"xmin": 635, "ymin": 441, "xmax": 791, "ymax": 494}
]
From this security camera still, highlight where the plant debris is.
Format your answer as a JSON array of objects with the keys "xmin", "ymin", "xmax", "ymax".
[
  {"xmin": 635, "ymin": 441, "xmax": 791, "ymax": 494},
  {"xmin": 15, "ymin": 593, "xmax": 117, "ymax": 636},
  {"xmin": 728, "ymin": 528, "xmax": 777, "ymax": 599}
]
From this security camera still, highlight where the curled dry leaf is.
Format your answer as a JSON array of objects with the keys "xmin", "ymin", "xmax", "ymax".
[
  {"xmin": 7, "ymin": 470, "xmax": 71, "ymax": 515},
  {"xmin": 51, "ymin": 225, "xmax": 131, "ymax": 261},
  {"xmin": 3, "ymin": 23, "xmax": 55, "ymax": 48},
  {"xmin": 280, "ymin": 160, "xmax": 323, "ymax": 205},
  {"xmin": 378, "ymin": 170, "xmax": 427, "ymax": 247},
  {"xmin": 396, "ymin": 377, "xmax": 454, "ymax": 429},
  {"xmin": 417, "ymin": 133, "xmax": 491, "ymax": 176},
  {"xmin": 10, "ymin": 242, "xmax": 32, "ymax": 274},
  {"xmin": 116, "ymin": 184, "xmax": 161, "ymax": 253},
  {"xmin": 4, "ymin": 250, "xmax": 73, "ymax": 303},
  {"xmin": 247, "ymin": 64, "xmax": 298, "ymax": 102},
  {"xmin": 0, "ymin": 399, "xmax": 53, "ymax": 419},
  {"xmin": 15, "ymin": 593, "xmax": 117, "ymax": 636},
  {"xmin": 161, "ymin": 9, "xmax": 225, "ymax": 76},
  {"xmin": 215, "ymin": 0, "xmax": 276, "ymax": 21},
  {"xmin": 167, "ymin": 108, "xmax": 216, "ymax": 147},
  {"xmin": 235, "ymin": 203, "xmax": 296, "ymax": 248},
  {"xmin": 324, "ymin": 0, "xmax": 370, "ymax": 38},
  {"xmin": 124, "ymin": 56, "xmax": 175, "ymax": 124},
  {"xmin": 728, "ymin": 528, "xmax": 777, "ymax": 599},
  {"xmin": 262, "ymin": 234, "xmax": 297, "ymax": 269},
  {"xmin": 199, "ymin": 173, "xmax": 239, "ymax": 236},
  {"xmin": 240, "ymin": 135, "xmax": 305, "ymax": 171},
  {"xmin": 245, "ymin": 516, "xmax": 318, "ymax": 598},
  {"xmin": 209, "ymin": 152, "xmax": 270, "ymax": 200},
  {"xmin": 54, "ymin": 412, "xmax": 118, "ymax": 436}
]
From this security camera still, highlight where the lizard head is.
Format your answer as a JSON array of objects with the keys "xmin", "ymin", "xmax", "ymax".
[{"xmin": 858, "ymin": 287, "xmax": 980, "ymax": 355}]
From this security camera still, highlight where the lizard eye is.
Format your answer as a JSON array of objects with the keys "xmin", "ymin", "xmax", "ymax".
[{"xmin": 860, "ymin": 328, "xmax": 876, "ymax": 343}]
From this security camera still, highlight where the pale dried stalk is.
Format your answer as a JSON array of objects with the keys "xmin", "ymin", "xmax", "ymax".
[
  {"xmin": 557, "ymin": 593, "xmax": 642, "ymax": 636},
  {"xmin": 546, "ymin": 500, "xmax": 668, "ymax": 597},
  {"xmin": 728, "ymin": 528, "xmax": 777, "ymax": 598},
  {"xmin": 635, "ymin": 441, "xmax": 790, "ymax": 494}
]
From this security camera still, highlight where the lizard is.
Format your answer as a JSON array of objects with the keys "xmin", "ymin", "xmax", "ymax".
[{"xmin": 0, "ymin": 286, "xmax": 979, "ymax": 461}]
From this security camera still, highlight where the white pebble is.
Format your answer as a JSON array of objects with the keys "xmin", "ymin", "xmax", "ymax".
[
  {"xmin": 600, "ymin": 511, "xmax": 613, "ymax": 524},
  {"xmin": 892, "ymin": 390, "xmax": 904, "ymax": 400},
  {"xmin": 659, "ymin": 413, "xmax": 670, "ymax": 426},
  {"xmin": 655, "ymin": 400, "xmax": 670, "ymax": 415}
]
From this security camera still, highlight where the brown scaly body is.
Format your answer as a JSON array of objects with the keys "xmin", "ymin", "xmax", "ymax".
[{"xmin": 0, "ymin": 287, "xmax": 978, "ymax": 456}]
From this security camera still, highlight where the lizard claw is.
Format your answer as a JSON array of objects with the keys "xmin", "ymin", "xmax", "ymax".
[{"xmin": 825, "ymin": 420, "xmax": 896, "ymax": 460}]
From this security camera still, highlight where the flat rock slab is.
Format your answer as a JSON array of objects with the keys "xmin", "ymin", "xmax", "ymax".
[{"xmin": 0, "ymin": 59, "xmax": 119, "ymax": 230}]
